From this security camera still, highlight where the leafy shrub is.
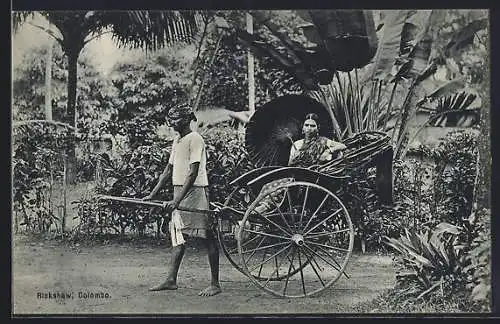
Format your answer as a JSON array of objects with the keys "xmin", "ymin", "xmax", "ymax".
[
  {"xmin": 393, "ymin": 158, "xmax": 439, "ymax": 228},
  {"xmin": 71, "ymin": 193, "xmax": 103, "ymax": 237},
  {"xmin": 12, "ymin": 124, "xmax": 72, "ymax": 233},
  {"xmin": 203, "ymin": 125, "xmax": 255, "ymax": 203},
  {"xmin": 359, "ymin": 203, "xmax": 412, "ymax": 252},
  {"xmin": 107, "ymin": 48, "xmax": 192, "ymax": 149},
  {"xmin": 385, "ymin": 130, "xmax": 478, "ymax": 238},
  {"xmin": 385, "ymin": 208, "xmax": 491, "ymax": 312},
  {"xmin": 73, "ymin": 141, "xmax": 172, "ymax": 238},
  {"xmin": 383, "ymin": 129, "xmax": 488, "ymax": 311},
  {"xmin": 75, "ymin": 146, "xmax": 111, "ymax": 183},
  {"xmin": 385, "ymin": 222, "xmax": 468, "ymax": 300},
  {"xmin": 343, "ymin": 166, "xmax": 413, "ymax": 252},
  {"xmin": 98, "ymin": 142, "xmax": 172, "ymax": 197},
  {"xmin": 431, "ymin": 130, "xmax": 478, "ymax": 226},
  {"xmin": 462, "ymin": 208, "xmax": 491, "ymax": 312}
]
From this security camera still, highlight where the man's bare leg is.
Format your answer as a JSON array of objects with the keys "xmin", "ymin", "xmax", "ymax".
[
  {"xmin": 198, "ymin": 230, "xmax": 222, "ymax": 296},
  {"xmin": 150, "ymin": 244, "xmax": 185, "ymax": 291}
]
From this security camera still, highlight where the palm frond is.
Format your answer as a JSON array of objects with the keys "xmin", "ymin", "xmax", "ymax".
[
  {"xmin": 433, "ymin": 91, "xmax": 479, "ymax": 127},
  {"xmin": 108, "ymin": 11, "xmax": 204, "ymax": 51},
  {"xmin": 417, "ymin": 78, "xmax": 466, "ymax": 107}
]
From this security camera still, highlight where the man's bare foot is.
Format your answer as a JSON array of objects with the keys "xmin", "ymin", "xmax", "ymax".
[
  {"xmin": 198, "ymin": 284, "xmax": 221, "ymax": 297},
  {"xmin": 149, "ymin": 280, "xmax": 178, "ymax": 291}
]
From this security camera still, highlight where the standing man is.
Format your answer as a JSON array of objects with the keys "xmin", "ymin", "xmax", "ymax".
[{"xmin": 144, "ymin": 103, "xmax": 221, "ymax": 297}]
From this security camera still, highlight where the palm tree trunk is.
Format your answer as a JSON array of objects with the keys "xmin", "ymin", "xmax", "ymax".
[
  {"xmin": 246, "ymin": 13, "xmax": 255, "ymax": 114},
  {"xmin": 45, "ymin": 42, "xmax": 53, "ymax": 121},
  {"xmin": 67, "ymin": 49, "xmax": 78, "ymax": 129},
  {"xmin": 65, "ymin": 46, "xmax": 80, "ymax": 185}
]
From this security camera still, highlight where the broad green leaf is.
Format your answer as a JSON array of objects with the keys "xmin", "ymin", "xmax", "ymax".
[
  {"xmin": 398, "ymin": 241, "xmax": 433, "ymax": 268},
  {"xmin": 419, "ymin": 235, "xmax": 436, "ymax": 261},
  {"xmin": 371, "ymin": 10, "xmax": 412, "ymax": 80},
  {"xmin": 394, "ymin": 10, "xmax": 433, "ymax": 81},
  {"xmin": 385, "ymin": 240, "xmax": 406, "ymax": 254},
  {"xmin": 437, "ymin": 240, "xmax": 451, "ymax": 269},
  {"xmin": 404, "ymin": 10, "xmax": 432, "ymax": 52},
  {"xmin": 407, "ymin": 229, "xmax": 423, "ymax": 252},
  {"xmin": 408, "ymin": 34, "xmax": 433, "ymax": 80},
  {"xmin": 434, "ymin": 222, "xmax": 461, "ymax": 236},
  {"xmin": 420, "ymin": 78, "xmax": 466, "ymax": 104}
]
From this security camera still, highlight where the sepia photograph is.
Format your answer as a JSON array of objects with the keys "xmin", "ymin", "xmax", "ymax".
[{"xmin": 11, "ymin": 9, "xmax": 492, "ymax": 316}]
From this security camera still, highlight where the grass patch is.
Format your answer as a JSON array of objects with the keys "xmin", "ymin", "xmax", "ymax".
[
  {"xmin": 353, "ymin": 286, "xmax": 480, "ymax": 314},
  {"xmin": 13, "ymin": 231, "xmax": 170, "ymax": 249}
]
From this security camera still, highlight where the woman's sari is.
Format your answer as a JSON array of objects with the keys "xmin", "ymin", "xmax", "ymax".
[{"xmin": 289, "ymin": 136, "xmax": 331, "ymax": 167}]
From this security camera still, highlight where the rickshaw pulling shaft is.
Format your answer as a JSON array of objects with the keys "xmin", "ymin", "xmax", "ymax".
[{"xmin": 97, "ymin": 195, "xmax": 214, "ymax": 214}]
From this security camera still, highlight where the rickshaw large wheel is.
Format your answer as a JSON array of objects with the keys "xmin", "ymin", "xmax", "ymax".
[
  {"xmin": 237, "ymin": 181, "xmax": 354, "ymax": 298},
  {"xmin": 217, "ymin": 185, "xmax": 307, "ymax": 281}
]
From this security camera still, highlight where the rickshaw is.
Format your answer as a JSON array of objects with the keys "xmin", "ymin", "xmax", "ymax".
[{"xmin": 101, "ymin": 95, "xmax": 393, "ymax": 298}]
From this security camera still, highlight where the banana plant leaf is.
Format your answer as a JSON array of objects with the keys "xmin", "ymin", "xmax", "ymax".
[
  {"xmin": 370, "ymin": 10, "xmax": 412, "ymax": 81},
  {"xmin": 416, "ymin": 78, "xmax": 466, "ymax": 106},
  {"xmin": 392, "ymin": 10, "xmax": 433, "ymax": 81},
  {"xmin": 301, "ymin": 10, "xmax": 378, "ymax": 72}
]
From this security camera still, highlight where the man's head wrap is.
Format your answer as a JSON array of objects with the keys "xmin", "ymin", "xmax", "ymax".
[{"xmin": 167, "ymin": 103, "xmax": 196, "ymax": 121}]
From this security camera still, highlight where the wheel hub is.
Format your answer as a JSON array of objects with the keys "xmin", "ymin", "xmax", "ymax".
[{"xmin": 291, "ymin": 233, "xmax": 304, "ymax": 246}]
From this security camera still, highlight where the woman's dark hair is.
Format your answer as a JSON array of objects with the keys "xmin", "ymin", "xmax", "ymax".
[{"xmin": 304, "ymin": 113, "xmax": 321, "ymax": 129}]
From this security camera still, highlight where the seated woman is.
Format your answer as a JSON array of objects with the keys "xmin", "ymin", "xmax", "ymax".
[
  {"xmin": 288, "ymin": 113, "xmax": 346, "ymax": 167},
  {"xmin": 253, "ymin": 112, "xmax": 346, "ymax": 215}
]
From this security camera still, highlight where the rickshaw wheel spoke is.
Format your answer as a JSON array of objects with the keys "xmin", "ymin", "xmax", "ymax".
[
  {"xmin": 297, "ymin": 248, "xmax": 307, "ymax": 296},
  {"xmin": 282, "ymin": 247, "xmax": 296, "ymax": 296},
  {"xmin": 244, "ymin": 236, "xmax": 268, "ymax": 266},
  {"xmin": 301, "ymin": 245, "xmax": 326, "ymax": 280}
]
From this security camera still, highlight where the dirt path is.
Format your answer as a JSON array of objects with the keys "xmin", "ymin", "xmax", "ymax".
[{"xmin": 12, "ymin": 236, "xmax": 396, "ymax": 315}]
